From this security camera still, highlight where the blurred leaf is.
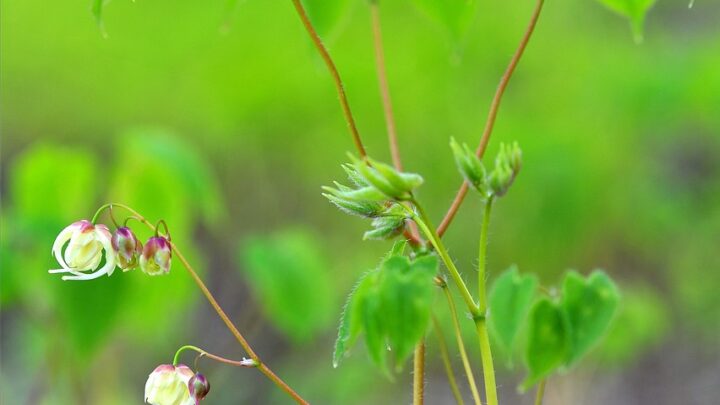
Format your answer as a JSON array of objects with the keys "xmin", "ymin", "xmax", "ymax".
[
  {"xmin": 302, "ymin": 0, "xmax": 350, "ymax": 38},
  {"xmin": 522, "ymin": 298, "xmax": 567, "ymax": 390},
  {"xmin": 488, "ymin": 265, "xmax": 537, "ymax": 357},
  {"xmin": 412, "ymin": 0, "xmax": 478, "ymax": 40},
  {"xmin": 11, "ymin": 143, "xmax": 98, "ymax": 230},
  {"xmin": 561, "ymin": 270, "xmax": 620, "ymax": 366},
  {"xmin": 598, "ymin": 285, "xmax": 669, "ymax": 365},
  {"xmin": 240, "ymin": 229, "xmax": 335, "ymax": 343},
  {"xmin": 595, "ymin": 0, "xmax": 657, "ymax": 42}
]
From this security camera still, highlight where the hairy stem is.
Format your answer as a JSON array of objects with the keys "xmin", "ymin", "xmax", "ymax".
[
  {"xmin": 105, "ymin": 203, "xmax": 309, "ymax": 405},
  {"xmin": 478, "ymin": 197, "xmax": 494, "ymax": 312},
  {"xmin": 534, "ymin": 379, "xmax": 547, "ymax": 405},
  {"xmin": 442, "ymin": 287, "xmax": 482, "ymax": 405},
  {"xmin": 413, "ymin": 341, "xmax": 426, "ymax": 405},
  {"xmin": 437, "ymin": 0, "xmax": 546, "ymax": 237},
  {"xmin": 475, "ymin": 319, "xmax": 498, "ymax": 405},
  {"xmin": 431, "ymin": 314, "xmax": 465, "ymax": 405},
  {"xmin": 406, "ymin": 202, "xmax": 479, "ymax": 318},
  {"xmin": 290, "ymin": 0, "xmax": 367, "ymax": 158}
]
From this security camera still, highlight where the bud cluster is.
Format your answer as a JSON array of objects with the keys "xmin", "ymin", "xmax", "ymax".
[
  {"xmin": 322, "ymin": 156, "xmax": 424, "ymax": 241},
  {"xmin": 450, "ymin": 138, "xmax": 522, "ymax": 200},
  {"xmin": 50, "ymin": 219, "xmax": 172, "ymax": 281}
]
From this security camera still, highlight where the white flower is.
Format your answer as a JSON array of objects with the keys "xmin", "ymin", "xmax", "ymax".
[
  {"xmin": 49, "ymin": 220, "xmax": 117, "ymax": 281},
  {"xmin": 144, "ymin": 364, "xmax": 195, "ymax": 405}
]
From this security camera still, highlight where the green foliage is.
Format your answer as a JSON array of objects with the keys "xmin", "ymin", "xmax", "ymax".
[
  {"xmin": 595, "ymin": 0, "xmax": 657, "ymax": 42},
  {"xmin": 334, "ymin": 251, "xmax": 438, "ymax": 373},
  {"xmin": 522, "ymin": 270, "xmax": 620, "ymax": 389},
  {"xmin": 488, "ymin": 265, "xmax": 537, "ymax": 357},
  {"xmin": 412, "ymin": 0, "xmax": 478, "ymax": 40},
  {"xmin": 239, "ymin": 229, "xmax": 336, "ymax": 344},
  {"xmin": 523, "ymin": 298, "xmax": 568, "ymax": 389},
  {"xmin": 561, "ymin": 270, "xmax": 621, "ymax": 366}
]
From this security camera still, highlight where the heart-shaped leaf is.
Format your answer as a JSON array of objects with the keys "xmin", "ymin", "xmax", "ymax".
[
  {"xmin": 488, "ymin": 265, "xmax": 538, "ymax": 356},
  {"xmin": 522, "ymin": 298, "xmax": 568, "ymax": 390},
  {"xmin": 561, "ymin": 270, "xmax": 620, "ymax": 366}
]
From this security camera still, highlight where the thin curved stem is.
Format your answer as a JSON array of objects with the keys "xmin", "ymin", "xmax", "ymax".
[
  {"xmin": 413, "ymin": 341, "xmax": 425, "ymax": 405},
  {"xmin": 442, "ymin": 287, "xmax": 482, "ymax": 405},
  {"xmin": 431, "ymin": 314, "xmax": 465, "ymax": 405},
  {"xmin": 370, "ymin": 0, "xmax": 401, "ymax": 171},
  {"xmin": 105, "ymin": 203, "xmax": 309, "ymax": 405},
  {"xmin": 437, "ymin": 0, "xmax": 546, "ymax": 237},
  {"xmin": 173, "ymin": 345, "xmax": 257, "ymax": 368},
  {"xmin": 534, "ymin": 379, "xmax": 547, "ymax": 405},
  {"xmin": 475, "ymin": 319, "xmax": 498, "ymax": 405},
  {"xmin": 290, "ymin": 0, "xmax": 367, "ymax": 158},
  {"xmin": 476, "ymin": 197, "xmax": 497, "ymax": 405}
]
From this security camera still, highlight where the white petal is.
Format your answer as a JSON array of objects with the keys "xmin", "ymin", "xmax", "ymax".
[
  {"xmin": 51, "ymin": 222, "xmax": 81, "ymax": 271},
  {"xmin": 61, "ymin": 267, "xmax": 109, "ymax": 281},
  {"xmin": 95, "ymin": 229, "xmax": 117, "ymax": 277}
]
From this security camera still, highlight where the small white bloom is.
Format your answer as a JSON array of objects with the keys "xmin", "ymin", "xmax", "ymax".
[
  {"xmin": 49, "ymin": 220, "xmax": 117, "ymax": 281},
  {"xmin": 144, "ymin": 364, "xmax": 195, "ymax": 405}
]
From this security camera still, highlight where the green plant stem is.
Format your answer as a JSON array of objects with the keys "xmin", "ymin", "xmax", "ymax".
[
  {"xmin": 431, "ymin": 314, "xmax": 465, "ymax": 405},
  {"xmin": 102, "ymin": 203, "xmax": 309, "ymax": 405},
  {"xmin": 534, "ymin": 379, "xmax": 547, "ymax": 405},
  {"xmin": 437, "ymin": 0, "xmax": 546, "ymax": 237},
  {"xmin": 478, "ymin": 197, "xmax": 494, "ymax": 312},
  {"xmin": 475, "ymin": 319, "xmax": 498, "ymax": 405},
  {"xmin": 442, "ymin": 287, "xmax": 482, "ymax": 405},
  {"xmin": 407, "ymin": 201, "xmax": 480, "ymax": 318},
  {"xmin": 413, "ymin": 341, "xmax": 425, "ymax": 405},
  {"xmin": 173, "ymin": 345, "xmax": 257, "ymax": 368},
  {"xmin": 476, "ymin": 197, "xmax": 498, "ymax": 405},
  {"xmin": 290, "ymin": 0, "xmax": 367, "ymax": 158}
]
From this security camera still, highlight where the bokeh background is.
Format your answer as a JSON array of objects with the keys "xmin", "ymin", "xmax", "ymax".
[{"xmin": 2, "ymin": 0, "xmax": 719, "ymax": 404}]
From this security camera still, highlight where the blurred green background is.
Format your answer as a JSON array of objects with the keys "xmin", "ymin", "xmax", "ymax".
[{"xmin": 1, "ymin": 0, "xmax": 719, "ymax": 404}]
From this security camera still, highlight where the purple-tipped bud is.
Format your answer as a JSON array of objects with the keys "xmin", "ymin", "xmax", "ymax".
[
  {"xmin": 140, "ymin": 236, "xmax": 172, "ymax": 276},
  {"xmin": 188, "ymin": 373, "xmax": 210, "ymax": 403},
  {"xmin": 112, "ymin": 227, "xmax": 143, "ymax": 271}
]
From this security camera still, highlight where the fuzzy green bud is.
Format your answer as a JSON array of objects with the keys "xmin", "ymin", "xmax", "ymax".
[
  {"xmin": 489, "ymin": 142, "xmax": 522, "ymax": 197},
  {"xmin": 450, "ymin": 137, "xmax": 488, "ymax": 196}
]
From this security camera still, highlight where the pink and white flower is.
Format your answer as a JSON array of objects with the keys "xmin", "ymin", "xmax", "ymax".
[
  {"xmin": 49, "ymin": 220, "xmax": 117, "ymax": 281},
  {"xmin": 144, "ymin": 364, "xmax": 195, "ymax": 405}
]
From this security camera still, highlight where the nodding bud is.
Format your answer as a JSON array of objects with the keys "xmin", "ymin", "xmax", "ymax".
[
  {"xmin": 188, "ymin": 373, "xmax": 211, "ymax": 403},
  {"xmin": 112, "ymin": 227, "xmax": 143, "ymax": 271},
  {"xmin": 140, "ymin": 236, "xmax": 172, "ymax": 276},
  {"xmin": 144, "ymin": 364, "xmax": 194, "ymax": 405}
]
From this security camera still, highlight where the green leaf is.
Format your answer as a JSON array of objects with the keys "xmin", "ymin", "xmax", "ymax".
[
  {"xmin": 595, "ymin": 0, "xmax": 657, "ymax": 42},
  {"xmin": 412, "ymin": 0, "xmax": 478, "ymax": 40},
  {"xmin": 335, "ymin": 252, "xmax": 438, "ymax": 374},
  {"xmin": 561, "ymin": 270, "xmax": 621, "ymax": 366},
  {"xmin": 488, "ymin": 265, "xmax": 538, "ymax": 356},
  {"xmin": 522, "ymin": 298, "xmax": 568, "ymax": 390},
  {"xmin": 334, "ymin": 271, "xmax": 376, "ymax": 368},
  {"xmin": 240, "ymin": 229, "xmax": 336, "ymax": 344}
]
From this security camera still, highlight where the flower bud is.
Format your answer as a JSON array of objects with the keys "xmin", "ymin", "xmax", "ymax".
[
  {"xmin": 144, "ymin": 364, "xmax": 194, "ymax": 405},
  {"xmin": 140, "ymin": 236, "xmax": 172, "ymax": 276},
  {"xmin": 489, "ymin": 142, "xmax": 522, "ymax": 197},
  {"xmin": 350, "ymin": 155, "xmax": 423, "ymax": 201},
  {"xmin": 363, "ymin": 204, "xmax": 408, "ymax": 240},
  {"xmin": 188, "ymin": 373, "xmax": 211, "ymax": 403},
  {"xmin": 112, "ymin": 227, "xmax": 143, "ymax": 271},
  {"xmin": 450, "ymin": 137, "xmax": 488, "ymax": 196},
  {"xmin": 49, "ymin": 220, "xmax": 117, "ymax": 281}
]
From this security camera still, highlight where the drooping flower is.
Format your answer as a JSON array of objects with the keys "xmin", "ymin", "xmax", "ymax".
[
  {"xmin": 49, "ymin": 220, "xmax": 117, "ymax": 281},
  {"xmin": 144, "ymin": 364, "xmax": 194, "ymax": 405},
  {"xmin": 112, "ymin": 226, "xmax": 143, "ymax": 271},
  {"xmin": 188, "ymin": 373, "xmax": 210, "ymax": 404},
  {"xmin": 140, "ymin": 236, "xmax": 172, "ymax": 275}
]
